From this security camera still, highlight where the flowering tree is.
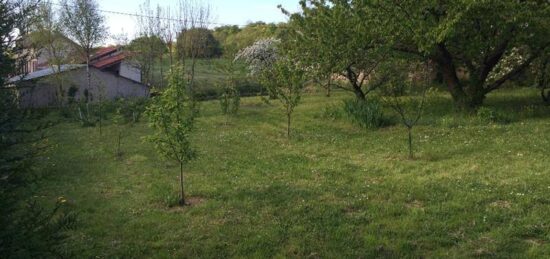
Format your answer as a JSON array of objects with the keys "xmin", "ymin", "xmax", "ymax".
[
  {"xmin": 235, "ymin": 38, "xmax": 280, "ymax": 75},
  {"xmin": 236, "ymin": 38, "xmax": 306, "ymax": 138}
]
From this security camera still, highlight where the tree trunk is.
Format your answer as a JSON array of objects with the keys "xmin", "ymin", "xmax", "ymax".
[
  {"xmin": 326, "ymin": 78, "xmax": 332, "ymax": 97},
  {"xmin": 168, "ymin": 43, "xmax": 173, "ymax": 67},
  {"xmin": 353, "ymin": 86, "xmax": 366, "ymax": 101},
  {"xmin": 117, "ymin": 131, "xmax": 122, "ymax": 157},
  {"xmin": 160, "ymin": 55, "xmax": 164, "ymax": 88},
  {"xmin": 179, "ymin": 162, "xmax": 186, "ymax": 206},
  {"xmin": 408, "ymin": 127, "xmax": 413, "ymax": 159},
  {"xmin": 287, "ymin": 112, "xmax": 291, "ymax": 139},
  {"xmin": 542, "ymin": 88, "xmax": 550, "ymax": 105},
  {"xmin": 345, "ymin": 67, "xmax": 366, "ymax": 101}
]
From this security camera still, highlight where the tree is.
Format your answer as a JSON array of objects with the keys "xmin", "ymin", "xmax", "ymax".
[
  {"xmin": 128, "ymin": 35, "xmax": 165, "ymax": 86},
  {"xmin": 383, "ymin": 60, "xmax": 432, "ymax": 159},
  {"xmin": 1, "ymin": 0, "xmax": 34, "ymax": 84},
  {"xmin": 1, "ymin": 1, "xmax": 77, "ymax": 256},
  {"xmin": 215, "ymin": 61, "xmax": 243, "ymax": 117},
  {"xmin": 264, "ymin": 59, "xmax": 307, "ymax": 138},
  {"xmin": 60, "ymin": 0, "xmax": 107, "ymax": 89},
  {"xmin": 214, "ymin": 22, "xmax": 282, "ymax": 58},
  {"xmin": 176, "ymin": 28, "xmax": 221, "ymax": 60},
  {"xmin": 170, "ymin": 0, "xmax": 212, "ymax": 93},
  {"xmin": 60, "ymin": 0, "xmax": 107, "ymax": 133},
  {"xmin": 282, "ymin": 1, "xmax": 388, "ymax": 101},
  {"xmin": 371, "ymin": 0, "xmax": 550, "ymax": 110},
  {"xmin": 136, "ymin": 0, "xmax": 167, "ymax": 87},
  {"xmin": 31, "ymin": 2, "xmax": 76, "ymax": 106},
  {"xmin": 236, "ymin": 38, "xmax": 280, "ymax": 100},
  {"xmin": 237, "ymin": 39, "xmax": 306, "ymax": 138},
  {"xmin": 146, "ymin": 64, "xmax": 197, "ymax": 206}
]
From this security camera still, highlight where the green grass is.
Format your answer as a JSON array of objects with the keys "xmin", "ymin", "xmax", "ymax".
[{"xmin": 34, "ymin": 88, "xmax": 549, "ymax": 257}]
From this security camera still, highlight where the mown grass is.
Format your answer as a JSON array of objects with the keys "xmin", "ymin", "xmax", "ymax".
[{"xmin": 34, "ymin": 88, "xmax": 549, "ymax": 258}]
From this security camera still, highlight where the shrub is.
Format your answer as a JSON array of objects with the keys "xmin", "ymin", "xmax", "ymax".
[
  {"xmin": 476, "ymin": 107, "xmax": 513, "ymax": 124},
  {"xmin": 342, "ymin": 98, "xmax": 388, "ymax": 129},
  {"xmin": 219, "ymin": 85, "xmax": 240, "ymax": 115}
]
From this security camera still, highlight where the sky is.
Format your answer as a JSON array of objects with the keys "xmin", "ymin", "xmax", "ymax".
[{"xmin": 87, "ymin": 0, "xmax": 301, "ymax": 43}]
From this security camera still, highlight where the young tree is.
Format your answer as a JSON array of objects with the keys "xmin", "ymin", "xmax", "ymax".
[
  {"xmin": 146, "ymin": 64, "xmax": 197, "ymax": 206},
  {"xmin": 112, "ymin": 106, "xmax": 125, "ymax": 158},
  {"xmin": 215, "ymin": 61, "xmax": 243, "ymax": 117},
  {"xmin": 371, "ymin": 0, "xmax": 550, "ymax": 110},
  {"xmin": 60, "ymin": 0, "xmax": 107, "ymax": 133},
  {"xmin": 237, "ymin": 39, "xmax": 306, "ymax": 138},
  {"xmin": 383, "ymin": 61, "xmax": 432, "ymax": 159},
  {"xmin": 264, "ymin": 59, "xmax": 307, "ymax": 138}
]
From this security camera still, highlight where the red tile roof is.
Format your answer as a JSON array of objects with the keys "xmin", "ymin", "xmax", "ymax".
[
  {"xmin": 91, "ymin": 52, "xmax": 127, "ymax": 69},
  {"xmin": 92, "ymin": 46, "xmax": 118, "ymax": 60}
]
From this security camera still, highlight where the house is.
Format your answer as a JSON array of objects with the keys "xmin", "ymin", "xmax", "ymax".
[
  {"xmin": 17, "ymin": 31, "xmax": 82, "ymax": 75},
  {"xmin": 8, "ymin": 47, "xmax": 149, "ymax": 108}
]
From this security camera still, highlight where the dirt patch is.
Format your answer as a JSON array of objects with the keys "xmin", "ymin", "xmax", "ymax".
[
  {"xmin": 489, "ymin": 200, "xmax": 512, "ymax": 209},
  {"xmin": 186, "ymin": 197, "xmax": 206, "ymax": 206},
  {"xmin": 167, "ymin": 196, "xmax": 206, "ymax": 212},
  {"xmin": 406, "ymin": 200, "xmax": 425, "ymax": 210}
]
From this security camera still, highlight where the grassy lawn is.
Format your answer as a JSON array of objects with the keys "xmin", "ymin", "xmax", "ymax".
[{"xmin": 34, "ymin": 88, "xmax": 549, "ymax": 257}]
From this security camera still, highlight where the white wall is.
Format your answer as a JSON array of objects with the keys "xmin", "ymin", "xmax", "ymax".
[
  {"xmin": 119, "ymin": 61, "xmax": 142, "ymax": 83},
  {"xmin": 16, "ymin": 67, "xmax": 149, "ymax": 108}
]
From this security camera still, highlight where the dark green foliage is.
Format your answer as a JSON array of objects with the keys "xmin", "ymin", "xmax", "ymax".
[
  {"xmin": 0, "ymin": 90, "xmax": 77, "ymax": 258},
  {"xmin": 176, "ymin": 28, "xmax": 222, "ymax": 60},
  {"xmin": 1, "ymin": 200, "xmax": 77, "ymax": 258},
  {"xmin": 215, "ymin": 61, "xmax": 245, "ymax": 115},
  {"xmin": 342, "ymin": 98, "xmax": 388, "ymax": 129},
  {"xmin": 371, "ymin": 0, "xmax": 550, "ymax": 109},
  {"xmin": 128, "ymin": 35, "xmax": 166, "ymax": 86},
  {"xmin": 214, "ymin": 22, "xmax": 283, "ymax": 58},
  {"xmin": 219, "ymin": 84, "xmax": 240, "ymax": 115}
]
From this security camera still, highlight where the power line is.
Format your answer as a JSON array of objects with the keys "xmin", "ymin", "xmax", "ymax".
[{"xmin": 49, "ymin": 2, "xmax": 250, "ymax": 28}]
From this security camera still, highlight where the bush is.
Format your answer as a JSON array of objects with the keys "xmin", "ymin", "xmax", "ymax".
[
  {"xmin": 343, "ymin": 98, "xmax": 389, "ymax": 129},
  {"xmin": 476, "ymin": 107, "xmax": 513, "ymax": 124}
]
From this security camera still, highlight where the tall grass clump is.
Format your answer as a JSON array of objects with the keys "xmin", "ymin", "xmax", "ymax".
[{"xmin": 343, "ymin": 98, "xmax": 388, "ymax": 129}]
